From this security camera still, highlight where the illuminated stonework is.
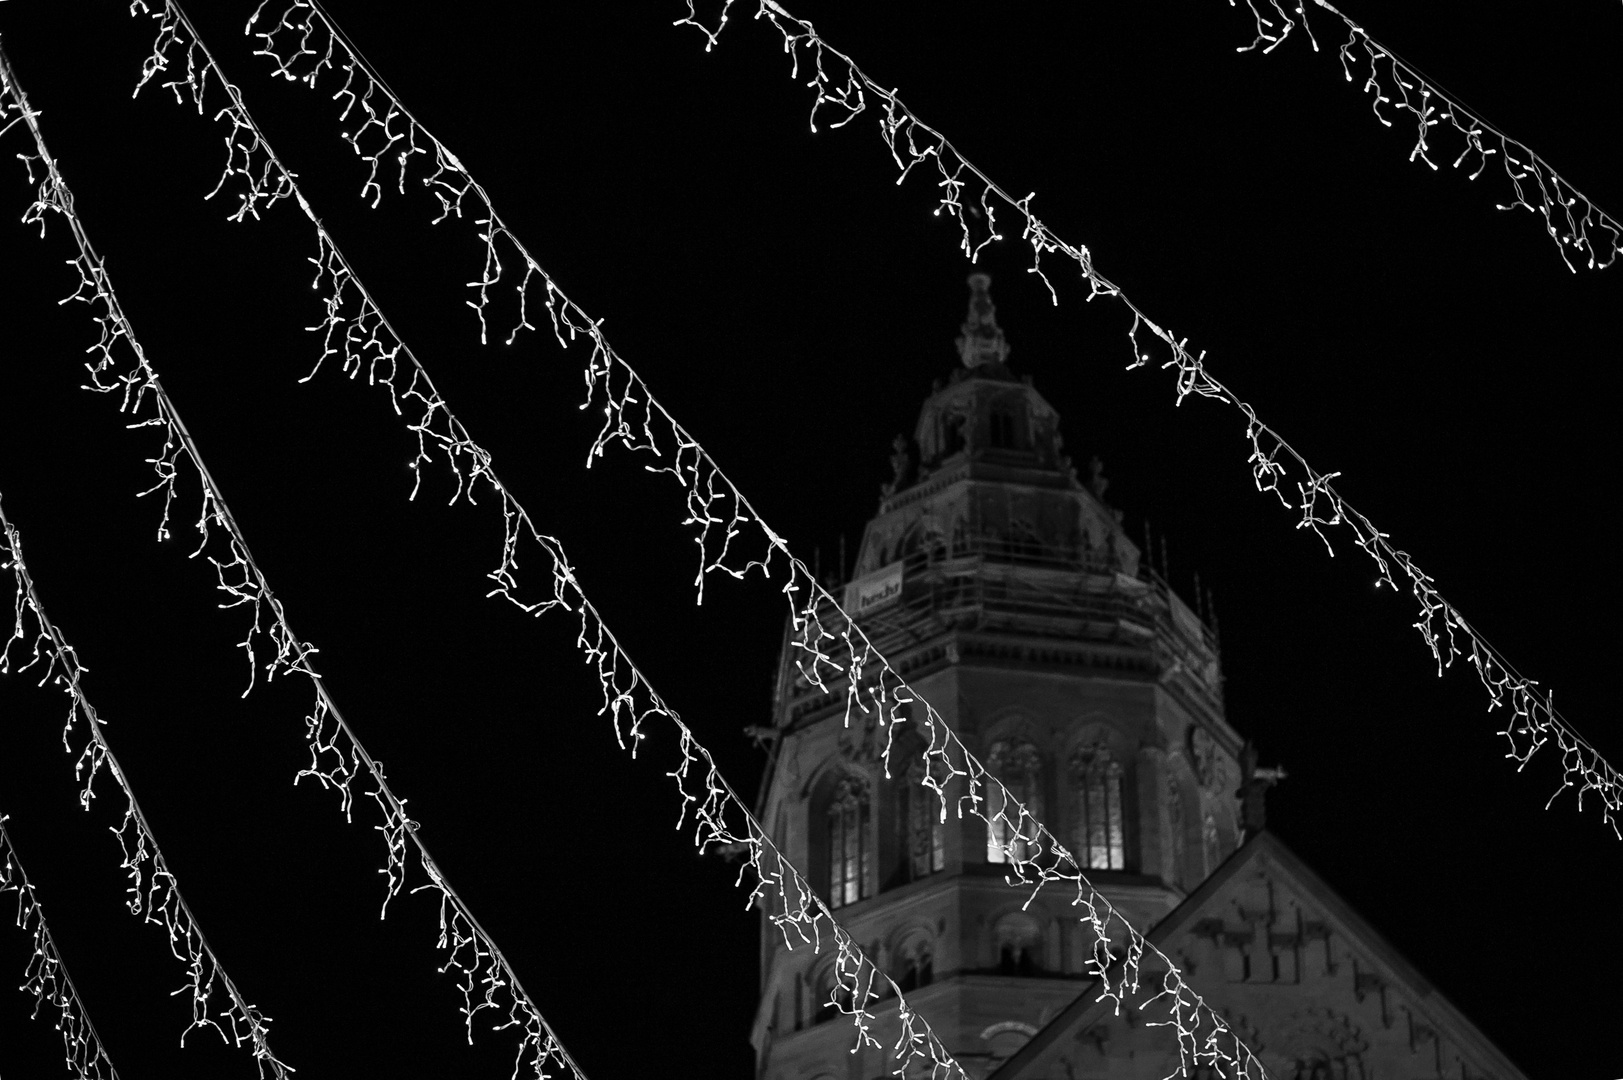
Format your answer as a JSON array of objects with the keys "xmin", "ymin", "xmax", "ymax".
[
  {"xmin": 996, "ymin": 835, "xmax": 1529, "ymax": 1080},
  {"xmin": 751, "ymin": 279, "xmax": 1527, "ymax": 1080},
  {"xmin": 752, "ymin": 279, "xmax": 1246, "ymax": 1079}
]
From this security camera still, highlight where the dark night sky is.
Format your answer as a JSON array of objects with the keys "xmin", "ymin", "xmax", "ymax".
[{"xmin": 0, "ymin": 2, "xmax": 1618, "ymax": 1078}]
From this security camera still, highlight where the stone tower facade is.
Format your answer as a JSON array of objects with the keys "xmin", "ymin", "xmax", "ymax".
[{"xmin": 750, "ymin": 276, "xmax": 1247, "ymax": 1079}]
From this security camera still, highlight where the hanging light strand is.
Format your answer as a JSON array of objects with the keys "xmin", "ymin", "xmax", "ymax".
[
  {"xmin": 248, "ymin": 0, "xmax": 1618, "ymax": 862},
  {"xmin": 110, "ymin": 9, "xmax": 1083, "ymax": 1078},
  {"xmin": 4, "ymin": 15, "xmax": 586, "ymax": 1078},
  {"xmin": 660, "ymin": 0, "xmax": 1613, "ymax": 838},
  {"xmin": 254, "ymin": 0, "xmax": 1621, "ymax": 1056},
  {"xmin": 122, "ymin": 5, "xmax": 1256, "ymax": 1076},
  {"xmin": 14, "ymin": 7, "xmax": 996, "ymax": 1078},
  {"xmin": 0, "ymin": 48, "xmax": 294, "ymax": 1078},
  {"xmin": 670, "ymin": 0, "xmax": 1619, "ymax": 839},
  {"xmin": 1224, "ymin": 0, "xmax": 1618, "ymax": 272},
  {"xmin": 243, "ymin": 6, "xmax": 1259, "ymax": 1076},
  {"xmin": 0, "ymin": 812, "xmax": 121, "ymax": 1080},
  {"xmin": 0, "ymin": 505, "xmax": 290, "ymax": 1077}
]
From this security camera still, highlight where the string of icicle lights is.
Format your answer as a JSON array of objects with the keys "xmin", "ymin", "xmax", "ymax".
[
  {"xmin": 0, "ymin": 502, "xmax": 288, "ymax": 1076},
  {"xmin": 659, "ymin": 0, "xmax": 1620, "ymax": 838},
  {"xmin": 9, "ymin": 8, "xmax": 1003, "ymax": 1080},
  {"xmin": 244, "ymin": 4, "xmax": 1260, "ymax": 1077},
  {"xmin": 3, "ymin": 16, "xmax": 586, "ymax": 1079},
  {"xmin": 0, "ymin": 50, "xmax": 292, "ymax": 1078},
  {"xmin": 0, "ymin": 810, "xmax": 120, "ymax": 1080},
  {"xmin": 1225, "ymin": 0, "xmax": 1620, "ymax": 272},
  {"xmin": 122, "ymin": 6, "xmax": 1264, "ymax": 1077},
  {"xmin": 250, "ymin": 0, "xmax": 1620, "ymax": 950}
]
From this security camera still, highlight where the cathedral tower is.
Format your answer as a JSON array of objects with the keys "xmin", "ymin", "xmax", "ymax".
[{"xmin": 751, "ymin": 276, "xmax": 1246, "ymax": 1079}]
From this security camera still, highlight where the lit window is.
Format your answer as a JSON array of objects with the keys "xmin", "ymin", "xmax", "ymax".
[
  {"xmin": 905, "ymin": 758, "xmax": 947, "ymax": 879},
  {"xmin": 1070, "ymin": 744, "xmax": 1126, "ymax": 870},
  {"xmin": 828, "ymin": 776, "xmax": 871, "ymax": 908},
  {"xmin": 894, "ymin": 931, "xmax": 934, "ymax": 993},
  {"xmin": 986, "ymin": 740, "xmax": 1043, "ymax": 864}
]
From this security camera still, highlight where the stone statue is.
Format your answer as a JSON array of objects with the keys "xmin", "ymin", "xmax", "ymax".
[
  {"xmin": 882, "ymin": 433, "xmax": 916, "ymax": 497},
  {"xmin": 1237, "ymin": 740, "xmax": 1287, "ymax": 833},
  {"xmin": 1088, "ymin": 455, "xmax": 1110, "ymax": 501}
]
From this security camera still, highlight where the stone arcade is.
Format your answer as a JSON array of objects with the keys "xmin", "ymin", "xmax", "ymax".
[{"xmin": 748, "ymin": 277, "xmax": 1526, "ymax": 1080}]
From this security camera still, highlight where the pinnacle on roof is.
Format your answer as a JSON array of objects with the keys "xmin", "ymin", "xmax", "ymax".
[{"xmin": 955, "ymin": 272, "xmax": 1010, "ymax": 369}]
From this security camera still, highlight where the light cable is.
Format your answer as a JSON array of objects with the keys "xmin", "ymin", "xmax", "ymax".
[
  {"xmin": 0, "ymin": 810, "xmax": 121, "ymax": 1080},
  {"xmin": 1225, "ymin": 0, "xmax": 1620, "ymax": 272},
  {"xmin": 4, "ymin": 14, "xmax": 587, "ymax": 1077},
  {"xmin": 248, "ymin": 0, "xmax": 1622, "ymax": 843},
  {"xmin": 0, "ymin": 501, "xmax": 289, "ymax": 1077},
  {"xmin": 238, "ymin": 4, "xmax": 1281, "ymax": 1075}
]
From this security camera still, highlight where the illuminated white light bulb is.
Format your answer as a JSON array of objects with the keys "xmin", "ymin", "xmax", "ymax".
[{"xmin": 76, "ymin": 8, "xmax": 1623, "ymax": 1080}]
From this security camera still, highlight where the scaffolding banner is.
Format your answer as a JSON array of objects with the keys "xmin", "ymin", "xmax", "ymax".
[{"xmin": 844, "ymin": 561, "xmax": 904, "ymax": 617}]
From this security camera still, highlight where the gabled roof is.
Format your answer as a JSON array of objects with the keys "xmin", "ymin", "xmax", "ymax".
[{"xmin": 991, "ymin": 831, "xmax": 1528, "ymax": 1079}]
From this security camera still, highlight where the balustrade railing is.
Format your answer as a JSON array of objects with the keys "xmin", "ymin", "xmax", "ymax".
[{"xmin": 794, "ymin": 536, "xmax": 1220, "ymax": 698}]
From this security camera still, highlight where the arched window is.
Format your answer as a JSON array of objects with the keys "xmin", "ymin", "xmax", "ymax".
[
  {"xmin": 812, "ymin": 964, "xmax": 845, "ymax": 1025},
  {"xmin": 1165, "ymin": 774, "xmax": 1188, "ymax": 888},
  {"xmin": 904, "ymin": 757, "xmax": 946, "ymax": 880},
  {"xmin": 981, "ymin": 1021, "xmax": 1040, "ymax": 1060},
  {"xmin": 989, "ymin": 406, "xmax": 1018, "ymax": 449},
  {"xmin": 812, "ymin": 960, "xmax": 876, "ymax": 1025},
  {"xmin": 893, "ymin": 930, "xmax": 934, "ymax": 993},
  {"xmin": 1069, "ymin": 743, "xmax": 1126, "ymax": 870},
  {"xmin": 993, "ymin": 911, "xmax": 1043, "ymax": 976},
  {"xmin": 827, "ymin": 775, "xmax": 871, "ymax": 908},
  {"xmin": 940, "ymin": 411, "xmax": 967, "ymax": 458},
  {"xmin": 985, "ymin": 740, "xmax": 1043, "ymax": 864}
]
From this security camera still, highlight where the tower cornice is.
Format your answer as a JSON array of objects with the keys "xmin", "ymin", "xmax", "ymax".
[{"xmin": 755, "ymin": 277, "xmax": 1247, "ymax": 1080}]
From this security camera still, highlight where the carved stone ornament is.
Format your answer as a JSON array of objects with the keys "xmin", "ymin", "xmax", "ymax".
[
  {"xmin": 1189, "ymin": 725, "xmax": 1218, "ymax": 790},
  {"xmin": 837, "ymin": 715, "xmax": 884, "ymax": 766},
  {"xmin": 882, "ymin": 433, "xmax": 916, "ymax": 497},
  {"xmin": 956, "ymin": 273, "xmax": 1011, "ymax": 369},
  {"xmin": 1261, "ymin": 1005, "xmax": 1372, "ymax": 1080}
]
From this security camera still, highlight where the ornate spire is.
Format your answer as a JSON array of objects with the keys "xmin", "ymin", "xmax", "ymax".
[{"xmin": 956, "ymin": 272, "xmax": 1010, "ymax": 369}]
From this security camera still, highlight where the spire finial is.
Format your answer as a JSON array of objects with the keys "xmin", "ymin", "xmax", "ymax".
[{"xmin": 956, "ymin": 273, "xmax": 1010, "ymax": 369}]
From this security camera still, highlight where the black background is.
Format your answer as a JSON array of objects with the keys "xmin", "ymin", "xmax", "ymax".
[{"xmin": 0, "ymin": 2, "xmax": 1618, "ymax": 1077}]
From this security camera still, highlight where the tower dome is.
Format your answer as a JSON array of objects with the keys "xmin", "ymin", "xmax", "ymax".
[
  {"xmin": 885, "ymin": 274, "xmax": 1072, "ymax": 502},
  {"xmin": 750, "ymin": 277, "xmax": 1532, "ymax": 1080},
  {"xmin": 752, "ymin": 275, "xmax": 1239, "ymax": 1079}
]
